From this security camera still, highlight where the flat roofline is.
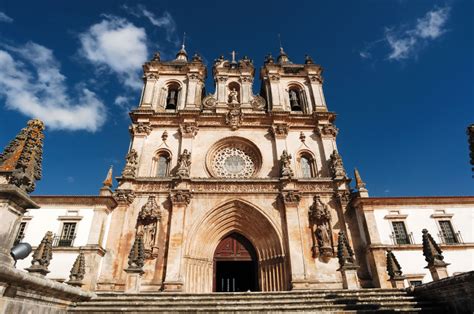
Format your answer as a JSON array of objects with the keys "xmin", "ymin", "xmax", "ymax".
[
  {"xmin": 354, "ymin": 195, "xmax": 474, "ymax": 206},
  {"xmin": 31, "ymin": 195, "xmax": 117, "ymax": 208}
]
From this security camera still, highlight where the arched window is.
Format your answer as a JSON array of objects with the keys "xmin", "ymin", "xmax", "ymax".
[
  {"xmin": 299, "ymin": 153, "xmax": 316, "ymax": 178},
  {"xmin": 155, "ymin": 152, "xmax": 171, "ymax": 177},
  {"xmin": 166, "ymin": 83, "xmax": 180, "ymax": 110},
  {"xmin": 288, "ymin": 86, "xmax": 303, "ymax": 112}
]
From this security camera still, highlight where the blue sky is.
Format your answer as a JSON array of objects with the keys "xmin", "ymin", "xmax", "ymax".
[{"xmin": 0, "ymin": 0, "xmax": 472, "ymax": 196}]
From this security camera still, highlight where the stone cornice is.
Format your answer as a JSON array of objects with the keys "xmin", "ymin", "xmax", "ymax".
[
  {"xmin": 368, "ymin": 243, "xmax": 474, "ymax": 251},
  {"xmin": 0, "ymin": 184, "xmax": 40, "ymax": 209},
  {"xmin": 353, "ymin": 196, "xmax": 474, "ymax": 207},
  {"xmin": 130, "ymin": 110, "xmax": 337, "ymax": 129},
  {"xmin": 31, "ymin": 195, "xmax": 117, "ymax": 209}
]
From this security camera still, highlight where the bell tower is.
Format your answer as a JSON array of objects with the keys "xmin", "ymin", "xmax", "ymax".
[
  {"xmin": 260, "ymin": 48, "xmax": 327, "ymax": 113},
  {"xmin": 139, "ymin": 44, "xmax": 207, "ymax": 112}
]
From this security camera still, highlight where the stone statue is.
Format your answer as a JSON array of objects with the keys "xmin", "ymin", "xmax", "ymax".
[
  {"xmin": 229, "ymin": 88, "xmax": 239, "ymax": 104},
  {"xmin": 329, "ymin": 150, "xmax": 346, "ymax": 179},
  {"xmin": 309, "ymin": 196, "xmax": 333, "ymax": 259},
  {"xmin": 176, "ymin": 149, "xmax": 191, "ymax": 178},
  {"xmin": 122, "ymin": 149, "xmax": 138, "ymax": 178},
  {"xmin": 280, "ymin": 150, "xmax": 294, "ymax": 178},
  {"xmin": 316, "ymin": 224, "xmax": 331, "ymax": 248},
  {"xmin": 136, "ymin": 196, "xmax": 161, "ymax": 259}
]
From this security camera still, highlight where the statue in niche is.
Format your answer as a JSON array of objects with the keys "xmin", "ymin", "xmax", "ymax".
[
  {"xmin": 122, "ymin": 149, "xmax": 138, "ymax": 178},
  {"xmin": 228, "ymin": 88, "xmax": 239, "ymax": 104},
  {"xmin": 176, "ymin": 149, "xmax": 191, "ymax": 178},
  {"xmin": 280, "ymin": 150, "xmax": 294, "ymax": 178},
  {"xmin": 309, "ymin": 195, "xmax": 334, "ymax": 261},
  {"xmin": 329, "ymin": 150, "xmax": 346, "ymax": 179},
  {"xmin": 136, "ymin": 196, "xmax": 161, "ymax": 259}
]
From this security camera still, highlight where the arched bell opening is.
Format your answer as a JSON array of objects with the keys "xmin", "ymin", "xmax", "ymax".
[{"xmin": 213, "ymin": 232, "xmax": 258, "ymax": 292}]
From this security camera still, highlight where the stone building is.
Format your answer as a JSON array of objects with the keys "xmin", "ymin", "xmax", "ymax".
[{"xmin": 11, "ymin": 46, "xmax": 474, "ymax": 294}]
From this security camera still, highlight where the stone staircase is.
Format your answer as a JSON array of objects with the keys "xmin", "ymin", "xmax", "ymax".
[{"xmin": 69, "ymin": 289, "xmax": 444, "ymax": 313}]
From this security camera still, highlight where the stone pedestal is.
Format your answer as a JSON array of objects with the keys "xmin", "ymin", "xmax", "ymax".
[
  {"xmin": 427, "ymin": 264, "xmax": 450, "ymax": 281},
  {"xmin": 124, "ymin": 268, "xmax": 144, "ymax": 293},
  {"xmin": 389, "ymin": 276, "xmax": 406, "ymax": 289},
  {"xmin": 0, "ymin": 185, "xmax": 39, "ymax": 266},
  {"xmin": 339, "ymin": 265, "xmax": 360, "ymax": 289}
]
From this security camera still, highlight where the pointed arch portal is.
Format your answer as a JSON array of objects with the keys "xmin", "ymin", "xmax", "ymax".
[{"xmin": 183, "ymin": 200, "xmax": 287, "ymax": 292}]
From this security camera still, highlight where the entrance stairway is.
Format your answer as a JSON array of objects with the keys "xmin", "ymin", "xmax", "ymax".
[{"xmin": 69, "ymin": 289, "xmax": 444, "ymax": 313}]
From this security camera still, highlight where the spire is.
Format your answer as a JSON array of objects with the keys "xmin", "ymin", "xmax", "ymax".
[
  {"xmin": 337, "ymin": 231, "xmax": 356, "ymax": 267},
  {"xmin": 99, "ymin": 165, "xmax": 114, "ymax": 196},
  {"xmin": 67, "ymin": 252, "xmax": 86, "ymax": 287},
  {"xmin": 175, "ymin": 32, "xmax": 188, "ymax": 62},
  {"xmin": 0, "ymin": 119, "xmax": 45, "ymax": 193},
  {"xmin": 25, "ymin": 231, "xmax": 53, "ymax": 276},
  {"xmin": 103, "ymin": 165, "xmax": 113, "ymax": 187},
  {"xmin": 386, "ymin": 249, "xmax": 403, "ymax": 279},
  {"xmin": 422, "ymin": 229, "xmax": 448, "ymax": 267},
  {"xmin": 354, "ymin": 168, "xmax": 365, "ymax": 190},
  {"xmin": 277, "ymin": 34, "xmax": 291, "ymax": 64},
  {"xmin": 126, "ymin": 234, "xmax": 145, "ymax": 273}
]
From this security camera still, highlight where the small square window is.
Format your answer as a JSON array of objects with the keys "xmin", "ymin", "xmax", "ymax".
[
  {"xmin": 14, "ymin": 222, "xmax": 27, "ymax": 246},
  {"xmin": 55, "ymin": 222, "xmax": 76, "ymax": 247},
  {"xmin": 409, "ymin": 280, "xmax": 423, "ymax": 286},
  {"xmin": 439, "ymin": 220, "xmax": 458, "ymax": 244},
  {"xmin": 392, "ymin": 221, "xmax": 410, "ymax": 245}
]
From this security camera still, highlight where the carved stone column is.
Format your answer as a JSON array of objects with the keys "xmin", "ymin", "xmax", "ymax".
[
  {"xmin": 163, "ymin": 190, "xmax": 191, "ymax": 291},
  {"xmin": 280, "ymin": 190, "xmax": 307, "ymax": 290}
]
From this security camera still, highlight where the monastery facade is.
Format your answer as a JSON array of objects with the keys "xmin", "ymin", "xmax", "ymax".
[{"xmin": 12, "ymin": 46, "xmax": 474, "ymax": 294}]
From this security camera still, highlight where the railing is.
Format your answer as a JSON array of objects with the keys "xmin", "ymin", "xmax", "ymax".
[
  {"xmin": 438, "ymin": 231, "xmax": 463, "ymax": 244},
  {"xmin": 52, "ymin": 234, "xmax": 76, "ymax": 247},
  {"xmin": 390, "ymin": 232, "xmax": 414, "ymax": 245}
]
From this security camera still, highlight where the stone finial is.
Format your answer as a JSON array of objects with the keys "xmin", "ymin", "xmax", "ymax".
[
  {"xmin": 67, "ymin": 252, "xmax": 86, "ymax": 287},
  {"xmin": 386, "ymin": 249, "xmax": 403, "ymax": 279},
  {"xmin": 280, "ymin": 150, "xmax": 294, "ymax": 179},
  {"xmin": 337, "ymin": 231, "xmax": 355, "ymax": 267},
  {"xmin": 26, "ymin": 231, "xmax": 53, "ymax": 276},
  {"xmin": 0, "ymin": 119, "xmax": 45, "ymax": 193},
  {"xmin": 354, "ymin": 168, "xmax": 366, "ymax": 190},
  {"xmin": 329, "ymin": 150, "xmax": 346, "ymax": 179},
  {"xmin": 102, "ymin": 166, "xmax": 113, "ymax": 187},
  {"xmin": 422, "ymin": 229, "xmax": 447, "ymax": 267},
  {"xmin": 122, "ymin": 149, "xmax": 138, "ymax": 178},
  {"xmin": 127, "ymin": 234, "xmax": 145, "ymax": 273},
  {"xmin": 305, "ymin": 54, "xmax": 314, "ymax": 64},
  {"xmin": 176, "ymin": 149, "xmax": 191, "ymax": 179}
]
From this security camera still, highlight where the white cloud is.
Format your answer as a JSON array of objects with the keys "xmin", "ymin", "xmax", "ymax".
[
  {"xmin": 79, "ymin": 16, "xmax": 148, "ymax": 89},
  {"xmin": 386, "ymin": 6, "xmax": 450, "ymax": 61},
  {"xmin": 360, "ymin": 6, "xmax": 450, "ymax": 62},
  {"xmin": 140, "ymin": 8, "xmax": 178, "ymax": 44},
  {"xmin": 0, "ymin": 11, "xmax": 13, "ymax": 23},
  {"xmin": 0, "ymin": 42, "xmax": 106, "ymax": 132}
]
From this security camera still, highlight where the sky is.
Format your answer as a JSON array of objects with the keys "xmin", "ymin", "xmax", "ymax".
[{"xmin": 0, "ymin": 0, "xmax": 472, "ymax": 197}]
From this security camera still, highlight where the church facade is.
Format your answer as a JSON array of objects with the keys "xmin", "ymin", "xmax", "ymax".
[{"xmin": 13, "ymin": 46, "xmax": 474, "ymax": 293}]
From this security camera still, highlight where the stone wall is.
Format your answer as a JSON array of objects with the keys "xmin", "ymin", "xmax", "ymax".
[{"xmin": 410, "ymin": 271, "xmax": 474, "ymax": 313}]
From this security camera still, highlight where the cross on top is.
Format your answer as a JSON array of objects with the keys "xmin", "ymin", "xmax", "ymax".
[{"xmin": 230, "ymin": 50, "xmax": 237, "ymax": 63}]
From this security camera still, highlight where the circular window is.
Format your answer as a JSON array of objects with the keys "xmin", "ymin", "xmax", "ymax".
[{"xmin": 207, "ymin": 137, "xmax": 261, "ymax": 178}]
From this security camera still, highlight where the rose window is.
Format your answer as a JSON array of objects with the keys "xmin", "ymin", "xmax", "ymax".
[{"xmin": 207, "ymin": 138, "xmax": 261, "ymax": 178}]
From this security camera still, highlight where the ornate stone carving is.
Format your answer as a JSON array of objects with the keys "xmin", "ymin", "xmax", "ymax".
[
  {"xmin": 329, "ymin": 150, "xmax": 346, "ymax": 179},
  {"xmin": 134, "ymin": 122, "xmax": 152, "ymax": 135},
  {"xmin": 226, "ymin": 103, "xmax": 243, "ymax": 131},
  {"xmin": 0, "ymin": 119, "xmax": 45, "ymax": 193},
  {"xmin": 386, "ymin": 249, "xmax": 403, "ymax": 279},
  {"xmin": 202, "ymin": 95, "xmax": 217, "ymax": 109},
  {"xmin": 145, "ymin": 72, "xmax": 159, "ymax": 80},
  {"xmin": 212, "ymin": 146, "xmax": 256, "ymax": 178},
  {"xmin": 170, "ymin": 190, "xmax": 192, "ymax": 205},
  {"xmin": 250, "ymin": 95, "xmax": 266, "ymax": 110},
  {"xmin": 309, "ymin": 196, "xmax": 333, "ymax": 260},
  {"xmin": 127, "ymin": 234, "xmax": 145, "ymax": 273},
  {"xmin": 176, "ymin": 149, "xmax": 191, "ymax": 178},
  {"xmin": 299, "ymin": 132, "xmax": 306, "ymax": 143},
  {"xmin": 337, "ymin": 231, "xmax": 356, "ymax": 267},
  {"xmin": 26, "ymin": 231, "xmax": 53, "ymax": 276},
  {"xmin": 422, "ymin": 229, "xmax": 448, "ymax": 267},
  {"xmin": 281, "ymin": 190, "xmax": 301, "ymax": 204},
  {"xmin": 67, "ymin": 252, "xmax": 86, "ymax": 286},
  {"xmin": 280, "ymin": 150, "xmax": 294, "ymax": 178},
  {"xmin": 136, "ymin": 196, "xmax": 161, "ymax": 259},
  {"xmin": 271, "ymin": 123, "xmax": 289, "ymax": 138},
  {"xmin": 191, "ymin": 182, "xmax": 278, "ymax": 193},
  {"xmin": 114, "ymin": 189, "xmax": 136, "ymax": 204},
  {"xmin": 162, "ymin": 130, "xmax": 168, "ymax": 142},
  {"xmin": 122, "ymin": 149, "xmax": 138, "ymax": 178},
  {"xmin": 317, "ymin": 124, "xmax": 339, "ymax": 137},
  {"xmin": 179, "ymin": 123, "xmax": 198, "ymax": 138},
  {"xmin": 334, "ymin": 190, "xmax": 351, "ymax": 207}
]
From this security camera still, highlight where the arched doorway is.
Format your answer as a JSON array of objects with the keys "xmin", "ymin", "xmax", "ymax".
[{"xmin": 213, "ymin": 233, "xmax": 258, "ymax": 292}]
